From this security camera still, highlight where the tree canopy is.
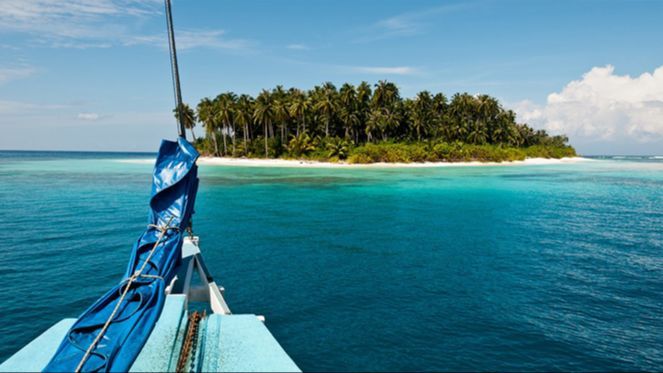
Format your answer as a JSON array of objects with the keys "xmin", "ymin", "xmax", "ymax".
[{"xmin": 177, "ymin": 81, "xmax": 573, "ymax": 162}]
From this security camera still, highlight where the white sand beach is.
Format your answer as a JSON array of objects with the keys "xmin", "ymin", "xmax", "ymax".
[
  {"xmin": 192, "ymin": 156, "xmax": 591, "ymax": 168},
  {"xmin": 119, "ymin": 157, "xmax": 590, "ymax": 168},
  {"xmin": 120, "ymin": 157, "xmax": 590, "ymax": 168}
]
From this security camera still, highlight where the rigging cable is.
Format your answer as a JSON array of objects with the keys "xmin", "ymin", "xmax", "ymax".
[{"xmin": 165, "ymin": 0, "xmax": 186, "ymax": 138}]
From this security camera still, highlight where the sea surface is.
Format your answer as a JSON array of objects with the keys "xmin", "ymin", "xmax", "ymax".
[{"xmin": 0, "ymin": 151, "xmax": 661, "ymax": 371}]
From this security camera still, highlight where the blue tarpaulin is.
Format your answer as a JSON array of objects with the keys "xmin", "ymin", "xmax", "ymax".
[{"xmin": 44, "ymin": 138, "xmax": 199, "ymax": 372}]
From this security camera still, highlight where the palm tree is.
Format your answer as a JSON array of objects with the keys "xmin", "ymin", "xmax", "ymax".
[
  {"xmin": 196, "ymin": 98, "xmax": 219, "ymax": 156},
  {"xmin": 289, "ymin": 90, "xmax": 309, "ymax": 136},
  {"xmin": 235, "ymin": 94, "xmax": 253, "ymax": 151},
  {"xmin": 449, "ymin": 93, "xmax": 477, "ymax": 142},
  {"xmin": 356, "ymin": 81, "xmax": 372, "ymax": 142},
  {"xmin": 273, "ymin": 99, "xmax": 289, "ymax": 141},
  {"xmin": 173, "ymin": 103, "xmax": 197, "ymax": 141},
  {"xmin": 271, "ymin": 85, "xmax": 287, "ymax": 139},
  {"xmin": 366, "ymin": 109, "xmax": 384, "ymax": 142},
  {"xmin": 506, "ymin": 122, "xmax": 522, "ymax": 147},
  {"xmin": 432, "ymin": 92, "xmax": 447, "ymax": 113},
  {"xmin": 253, "ymin": 90, "xmax": 273, "ymax": 158},
  {"xmin": 286, "ymin": 133, "xmax": 316, "ymax": 157},
  {"xmin": 314, "ymin": 83, "xmax": 337, "ymax": 137},
  {"xmin": 326, "ymin": 137, "xmax": 351, "ymax": 160},
  {"xmin": 338, "ymin": 107, "xmax": 360, "ymax": 140},
  {"xmin": 372, "ymin": 80, "xmax": 399, "ymax": 109},
  {"xmin": 339, "ymin": 83, "xmax": 357, "ymax": 110},
  {"xmin": 356, "ymin": 81, "xmax": 372, "ymax": 106},
  {"xmin": 467, "ymin": 120, "xmax": 487, "ymax": 145},
  {"xmin": 432, "ymin": 93, "xmax": 448, "ymax": 140},
  {"xmin": 214, "ymin": 94, "xmax": 235, "ymax": 155},
  {"xmin": 476, "ymin": 94, "xmax": 499, "ymax": 143},
  {"xmin": 411, "ymin": 91, "xmax": 433, "ymax": 141},
  {"xmin": 382, "ymin": 108, "xmax": 401, "ymax": 141},
  {"xmin": 272, "ymin": 85, "xmax": 286, "ymax": 99},
  {"xmin": 492, "ymin": 110, "xmax": 513, "ymax": 144},
  {"xmin": 339, "ymin": 83, "xmax": 358, "ymax": 140},
  {"xmin": 366, "ymin": 108, "xmax": 400, "ymax": 142},
  {"xmin": 226, "ymin": 92, "xmax": 239, "ymax": 153}
]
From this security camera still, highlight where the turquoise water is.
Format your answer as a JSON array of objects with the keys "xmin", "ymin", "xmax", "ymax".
[{"xmin": 0, "ymin": 151, "xmax": 661, "ymax": 371}]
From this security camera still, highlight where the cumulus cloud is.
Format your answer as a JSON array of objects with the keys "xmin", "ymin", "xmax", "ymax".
[{"xmin": 514, "ymin": 65, "xmax": 663, "ymax": 152}]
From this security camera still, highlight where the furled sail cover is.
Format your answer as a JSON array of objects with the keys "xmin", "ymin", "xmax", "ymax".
[{"xmin": 44, "ymin": 138, "xmax": 199, "ymax": 372}]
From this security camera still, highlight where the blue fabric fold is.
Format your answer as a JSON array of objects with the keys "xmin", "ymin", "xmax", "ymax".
[{"xmin": 44, "ymin": 137, "xmax": 199, "ymax": 372}]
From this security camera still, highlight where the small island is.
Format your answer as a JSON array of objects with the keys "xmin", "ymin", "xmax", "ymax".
[{"xmin": 175, "ymin": 81, "xmax": 576, "ymax": 164}]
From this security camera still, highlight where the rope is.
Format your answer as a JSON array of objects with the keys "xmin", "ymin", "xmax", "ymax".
[{"xmin": 74, "ymin": 216, "xmax": 177, "ymax": 373}]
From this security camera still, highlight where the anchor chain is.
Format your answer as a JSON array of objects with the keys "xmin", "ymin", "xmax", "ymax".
[{"xmin": 176, "ymin": 310, "xmax": 206, "ymax": 372}]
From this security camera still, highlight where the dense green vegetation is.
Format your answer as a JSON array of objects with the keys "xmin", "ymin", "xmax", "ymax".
[{"xmin": 176, "ymin": 81, "xmax": 575, "ymax": 163}]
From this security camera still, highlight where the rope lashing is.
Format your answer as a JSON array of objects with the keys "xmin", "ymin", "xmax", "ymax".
[
  {"xmin": 138, "ymin": 274, "xmax": 164, "ymax": 281},
  {"xmin": 74, "ymin": 216, "xmax": 178, "ymax": 373},
  {"xmin": 148, "ymin": 222, "xmax": 180, "ymax": 234}
]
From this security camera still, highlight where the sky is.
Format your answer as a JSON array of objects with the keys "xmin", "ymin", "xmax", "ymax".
[{"xmin": 0, "ymin": 0, "xmax": 662, "ymax": 155}]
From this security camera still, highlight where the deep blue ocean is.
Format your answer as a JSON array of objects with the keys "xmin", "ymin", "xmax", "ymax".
[{"xmin": 0, "ymin": 151, "xmax": 661, "ymax": 371}]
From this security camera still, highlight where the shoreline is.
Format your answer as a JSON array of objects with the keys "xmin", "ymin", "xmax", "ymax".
[
  {"xmin": 192, "ymin": 156, "xmax": 591, "ymax": 168},
  {"xmin": 119, "ymin": 156, "xmax": 590, "ymax": 168}
]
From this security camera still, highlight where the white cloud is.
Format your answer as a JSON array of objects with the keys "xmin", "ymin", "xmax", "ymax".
[
  {"xmin": 350, "ymin": 66, "xmax": 418, "ymax": 75},
  {"xmin": 126, "ymin": 29, "xmax": 252, "ymax": 51},
  {"xmin": 0, "ymin": 110, "xmax": 175, "ymax": 151},
  {"xmin": 0, "ymin": 66, "xmax": 36, "ymax": 83},
  {"xmin": 374, "ymin": 15, "xmax": 421, "ymax": 36},
  {"xmin": 356, "ymin": 3, "xmax": 473, "ymax": 43},
  {"xmin": 286, "ymin": 44, "xmax": 309, "ymax": 50},
  {"xmin": 0, "ymin": 99, "xmax": 67, "ymax": 113},
  {"xmin": 77, "ymin": 112, "xmax": 101, "ymax": 121},
  {"xmin": 0, "ymin": 0, "xmax": 160, "ymax": 41},
  {"xmin": 514, "ymin": 65, "xmax": 663, "ymax": 150},
  {"xmin": 0, "ymin": 0, "xmax": 159, "ymax": 22},
  {"xmin": 0, "ymin": 0, "xmax": 251, "ymax": 51},
  {"xmin": 0, "ymin": 100, "xmax": 34, "ymax": 114}
]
